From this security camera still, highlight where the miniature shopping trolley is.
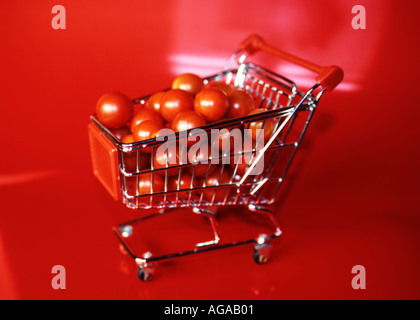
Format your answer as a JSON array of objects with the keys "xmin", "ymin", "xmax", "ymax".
[{"xmin": 88, "ymin": 34, "xmax": 343, "ymax": 281}]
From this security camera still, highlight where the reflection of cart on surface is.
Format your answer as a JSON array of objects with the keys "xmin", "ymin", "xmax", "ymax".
[{"xmin": 88, "ymin": 34, "xmax": 343, "ymax": 281}]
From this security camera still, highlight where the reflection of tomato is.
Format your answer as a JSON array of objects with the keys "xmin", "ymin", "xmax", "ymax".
[
  {"xmin": 96, "ymin": 92, "xmax": 133, "ymax": 129},
  {"xmin": 194, "ymin": 87, "xmax": 229, "ymax": 122},
  {"xmin": 201, "ymin": 168, "xmax": 233, "ymax": 203},
  {"xmin": 145, "ymin": 91, "xmax": 165, "ymax": 113},
  {"xmin": 138, "ymin": 172, "xmax": 165, "ymax": 195},
  {"xmin": 246, "ymin": 109, "xmax": 277, "ymax": 142},
  {"xmin": 130, "ymin": 108, "xmax": 164, "ymax": 133},
  {"xmin": 172, "ymin": 73, "xmax": 204, "ymax": 96},
  {"xmin": 187, "ymin": 145, "xmax": 217, "ymax": 178},
  {"xmin": 207, "ymin": 81, "xmax": 233, "ymax": 95},
  {"xmin": 160, "ymin": 89, "xmax": 194, "ymax": 122},
  {"xmin": 227, "ymin": 89, "xmax": 254, "ymax": 119},
  {"xmin": 153, "ymin": 147, "xmax": 180, "ymax": 177}
]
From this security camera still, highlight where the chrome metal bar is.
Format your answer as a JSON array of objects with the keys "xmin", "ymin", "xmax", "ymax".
[{"xmin": 192, "ymin": 207, "xmax": 220, "ymax": 247}]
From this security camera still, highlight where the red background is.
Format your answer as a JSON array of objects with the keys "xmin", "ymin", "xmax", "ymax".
[{"xmin": 1, "ymin": 0, "xmax": 419, "ymax": 300}]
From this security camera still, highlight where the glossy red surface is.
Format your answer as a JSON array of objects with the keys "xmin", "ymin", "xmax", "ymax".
[{"xmin": 1, "ymin": 0, "xmax": 419, "ymax": 300}]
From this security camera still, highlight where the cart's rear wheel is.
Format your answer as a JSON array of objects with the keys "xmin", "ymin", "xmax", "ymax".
[
  {"xmin": 137, "ymin": 267, "xmax": 153, "ymax": 281},
  {"xmin": 253, "ymin": 250, "xmax": 269, "ymax": 264},
  {"xmin": 253, "ymin": 237, "xmax": 272, "ymax": 265}
]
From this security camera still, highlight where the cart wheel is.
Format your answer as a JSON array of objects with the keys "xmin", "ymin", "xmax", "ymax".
[
  {"xmin": 253, "ymin": 250, "xmax": 268, "ymax": 264},
  {"xmin": 137, "ymin": 267, "xmax": 153, "ymax": 282}
]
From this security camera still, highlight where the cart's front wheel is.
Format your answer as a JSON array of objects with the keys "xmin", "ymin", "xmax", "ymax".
[{"xmin": 137, "ymin": 267, "xmax": 153, "ymax": 282}]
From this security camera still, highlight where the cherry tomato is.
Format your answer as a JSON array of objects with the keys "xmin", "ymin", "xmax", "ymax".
[
  {"xmin": 227, "ymin": 89, "xmax": 254, "ymax": 119},
  {"xmin": 246, "ymin": 109, "xmax": 277, "ymax": 142},
  {"xmin": 168, "ymin": 171, "xmax": 198, "ymax": 200},
  {"xmin": 171, "ymin": 110, "xmax": 206, "ymax": 132},
  {"xmin": 132, "ymin": 120, "xmax": 164, "ymax": 153},
  {"xmin": 153, "ymin": 146, "xmax": 180, "ymax": 177},
  {"xmin": 121, "ymin": 134, "xmax": 136, "ymax": 172},
  {"xmin": 160, "ymin": 89, "xmax": 194, "ymax": 122},
  {"xmin": 121, "ymin": 134, "xmax": 134, "ymax": 144},
  {"xmin": 229, "ymin": 142, "xmax": 267, "ymax": 176},
  {"xmin": 145, "ymin": 91, "xmax": 165, "ymax": 113},
  {"xmin": 216, "ymin": 124, "xmax": 243, "ymax": 154},
  {"xmin": 138, "ymin": 172, "xmax": 165, "ymax": 195},
  {"xmin": 194, "ymin": 87, "xmax": 229, "ymax": 122},
  {"xmin": 130, "ymin": 108, "xmax": 164, "ymax": 133},
  {"xmin": 201, "ymin": 168, "xmax": 233, "ymax": 203},
  {"xmin": 172, "ymin": 73, "xmax": 205, "ymax": 96},
  {"xmin": 187, "ymin": 145, "xmax": 217, "ymax": 178},
  {"xmin": 120, "ymin": 142, "xmax": 151, "ymax": 173},
  {"xmin": 111, "ymin": 126, "xmax": 131, "ymax": 141},
  {"xmin": 171, "ymin": 110, "xmax": 206, "ymax": 148},
  {"xmin": 96, "ymin": 92, "xmax": 133, "ymax": 129},
  {"xmin": 207, "ymin": 81, "xmax": 233, "ymax": 95}
]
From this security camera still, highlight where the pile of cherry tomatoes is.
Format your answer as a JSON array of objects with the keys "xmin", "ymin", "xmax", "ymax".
[{"xmin": 95, "ymin": 73, "xmax": 276, "ymax": 201}]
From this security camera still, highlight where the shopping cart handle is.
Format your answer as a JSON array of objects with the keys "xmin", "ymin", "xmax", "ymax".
[{"xmin": 239, "ymin": 34, "xmax": 344, "ymax": 92}]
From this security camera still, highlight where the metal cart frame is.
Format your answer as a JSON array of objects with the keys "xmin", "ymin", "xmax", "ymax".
[{"xmin": 88, "ymin": 34, "xmax": 343, "ymax": 281}]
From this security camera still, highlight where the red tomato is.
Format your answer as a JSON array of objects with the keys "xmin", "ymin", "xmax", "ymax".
[
  {"xmin": 187, "ymin": 145, "xmax": 217, "ymax": 178},
  {"xmin": 132, "ymin": 120, "xmax": 164, "ymax": 153},
  {"xmin": 216, "ymin": 124, "xmax": 243, "ymax": 154},
  {"xmin": 171, "ymin": 110, "xmax": 206, "ymax": 132},
  {"xmin": 172, "ymin": 73, "xmax": 205, "ymax": 96},
  {"xmin": 96, "ymin": 92, "xmax": 133, "ymax": 129},
  {"xmin": 121, "ymin": 134, "xmax": 134, "ymax": 144},
  {"xmin": 201, "ymin": 168, "xmax": 233, "ymax": 203},
  {"xmin": 230, "ymin": 153, "xmax": 250, "ymax": 176},
  {"xmin": 168, "ymin": 171, "xmax": 198, "ymax": 200},
  {"xmin": 194, "ymin": 87, "xmax": 229, "ymax": 122},
  {"xmin": 171, "ymin": 110, "xmax": 206, "ymax": 148},
  {"xmin": 130, "ymin": 108, "xmax": 164, "ymax": 133},
  {"xmin": 229, "ymin": 142, "xmax": 267, "ymax": 176},
  {"xmin": 111, "ymin": 126, "xmax": 131, "ymax": 141},
  {"xmin": 245, "ymin": 109, "xmax": 277, "ymax": 142},
  {"xmin": 153, "ymin": 147, "xmax": 180, "ymax": 177},
  {"xmin": 138, "ymin": 172, "xmax": 165, "ymax": 195},
  {"xmin": 160, "ymin": 89, "xmax": 194, "ymax": 122},
  {"xmin": 207, "ymin": 81, "xmax": 233, "ymax": 95},
  {"xmin": 227, "ymin": 89, "xmax": 254, "ymax": 119},
  {"xmin": 132, "ymin": 120, "xmax": 163, "ymax": 142},
  {"xmin": 145, "ymin": 91, "xmax": 165, "ymax": 113},
  {"xmin": 120, "ymin": 140, "xmax": 151, "ymax": 173}
]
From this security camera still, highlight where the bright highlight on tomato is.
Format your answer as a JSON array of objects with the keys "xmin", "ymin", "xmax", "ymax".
[
  {"xmin": 194, "ymin": 87, "xmax": 229, "ymax": 122},
  {"xmin": 172, "ymin": 73, "xmax": 205, "ymax": 96},
  {"xmin": 96, "ymin": 91, "xmax": 133, "ymax": 129}
]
